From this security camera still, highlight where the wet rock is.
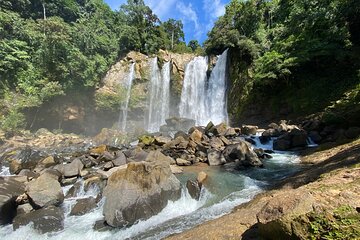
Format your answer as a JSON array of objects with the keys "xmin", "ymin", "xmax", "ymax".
[
  {"xmin": 65, "ymin": 181, "xmax": 82, "ymax": 198},
  {"xmin": 61, "ymin": 177, "xmax": 78, "ymax": 186},
  {"xmin": 93, "ymin": 219, "xmax": 112, "ymax": 232},
  {"xmin": 112, "ymin": 151, "xmax": 127, "ymax": 166},
  {"xmin": 13, "ymin": 206, "xmax": 64, "ymax": 233},
  {"xmin": 176, "ymin": 158, "xmax": 191, "ymax": 166},
  {"xmin": 89, "ymin": 145, "xmax": 107, "ymax": 156},
  {"xmin": 224, "ymin": 128, "xmax": 237, "ymax": 138},
  {"xmin": 245, "ymin": 138, "xmax": 256, "ymax": 145},
  {"xmin": 197, "ymin": 171, "xmax": 208, "ymax": 186},
  {"xmin": 186, "ymin": 180, "xmax": 201, "ymax": 200},
  {"xmin": 273, "ymin": 128, "xmax": 308, "ymax": 150},
  {"xmin": 212, "ymin": 123, "xmax": 227, "ymax": 136},
  {"xmin": 0, "ymin": 177, "xmax": 25, "ymax": 225},
  {"xmin": 103, "ymin": 157, "xmax": 181, "ymax": 227},
  {"xmin": 174, "ymin": 131, "xmax": 189, "ymax": 140},
  {"xmin": 16, "ymin": 203, "xmax": 33, "ymax": 215},
  {"xmin": 26, "ymin": 172, "xmax": 64, "ymax": 208},
  {"xmin": 146, "ymin": 150, "xmax": 176, "ymax": 165},
  {"xmin": 84, "ymin": 175, "xmax": 106, "ymax": 192},
  {"xmin": 220, "ymin": 136, "xmax": 231, "ymax": 146},
  {"xmin": 223, "ymin": 142, "xmax": 263, "ymax": 167},
  {"xmin": 273, "ymin": 138, "xmax": 291, "ymax": 151},
  {"xmin": 8, "ymin": 147, "xmax": 44, "ymax": 174},
  {"xmin": 259, "ymin": 135, "xmax": 271, "ymax": 144},
  {"xmin": 207, "ymin": 150, "xmax": 226, "ymax": 166},
  {"xmin": 63, "ymin": 158, "xmax": 84, "ymax": 178},
  {"xmin": 70, "ymin": 197, "xmax": 97, "ymax": 216},
  {"xmin": 241, "ymin": 125, "xmax": 258, "ymax": 135},
  {"xmin": 37, "ymin": 156, "xmax": 57, "ymax": 169}
]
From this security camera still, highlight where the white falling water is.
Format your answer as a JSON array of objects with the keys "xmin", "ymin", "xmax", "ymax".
[
  {"xmin": 207, "ymin": 49, "xmax": 229, "ymax": 124},
  {"xmin": 146, "ymin": 59, "xmax": 171, "ymax": 132},
  {"xmin": 179, "ymin": 56, "xmax": 209, "ymax": 125},
  {"xmin": 118, "ymin": 63, "xmax": 135, "ymax": 131},
  {"xmin": 179, "ymin": 49, "xmax": 228, "ymax": 126}
]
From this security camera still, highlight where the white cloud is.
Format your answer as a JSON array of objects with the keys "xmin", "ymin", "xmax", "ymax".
[
  {"xmin": 176, "ymin": 2, "xmax": 200, "ymax": 30},
  {"xmin": 145, "ymin": 0, "xmax": 177, "ymax": 19},
  {"xmin": 202, "ymin": 0, "xmax": 225, "ymax": 31}
]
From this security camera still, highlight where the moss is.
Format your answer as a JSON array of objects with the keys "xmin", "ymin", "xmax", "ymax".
[
  {"xmin": 95, "ymin": 86, "xmax": 126, "ymax": 111},
  {"xmin": 307, "ymin": 206, "xmax": 360, "ymax": 240}
]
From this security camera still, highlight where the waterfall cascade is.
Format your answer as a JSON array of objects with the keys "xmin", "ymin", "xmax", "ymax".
[
  {"xmin": 118, "ymin": 63, "xmax": 135, "ymax": 131},
  {"xmin": 179, "ymin": 49, "xmax": 228, "ymax": 126},
  {"xmin": 145, "ymin": 58, "xmax": 171, "ymax": 132}
]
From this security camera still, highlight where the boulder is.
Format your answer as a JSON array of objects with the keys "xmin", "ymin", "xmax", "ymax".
[
  {"xmin": 190, "ymin": 129, "xmax": 203, "ymax": 144},
  {"xmin": 37, "ymin": 156, "xmax": 57, "ymax": 169},
  {"xmin": 16, "ymin": 203, "xmax": 33, "ymax": 215},
  {"xmin": 26, "ymin": 172, "xmax": 64, "ymax": 208},
  {"xmin": 89, "ymin": 145, "xmax": 107, "ymax": 155},
  {"xmin": 223, "ymin": 142, "xmax": 263, "ymax": 167},
  {"xmin": 197, "ymin": 171, "xmax": 208, "ymax": 186},
  {"xmin": 103, "ymin": 161, "xmax": 114, "ymax": 171},
  {"xmin": 224, "ymin": 128, "xmax": 237, "ymax": 138},
  {"xmin": 93, "ymin": 219, "xmax": 112, "ymax": 232},
  {"xmin": 138, "ymin": 135, "xmax": 155, "ymax": 145},
  {"xmin": 8, "ymin": 147, "xmax": 45, "ymax": 174},
  {"xmin": 112, "ymin": 151, "xmax": 127, "ymax": 166},
  {"xmin": 207, "ymin": 150, "xmax": 226, "ymax": 166},
  {"xmin": 210, "ymin": 137, "xmax": 224, "ymax": 150},
  {"xmin": 70, "ymin": 197, "xmax": 97, "ymax": 216},
  {"xmin": 154, "ymin": 136, "xmax": 172, "ymax": 146},
  {"xmin": 63, "ymin": 158, "xmax": 84, "ymax": 178},
  {"xmin": 170, "ymin": 165, "xmax": 183, "ymax": 174},
  {"xmin": 273, "ymin": 128, "xmax": 308, "ymax": 150},
  {"xmin": 103, "ymin": 158, "xmax": 181, "ymax": 227},
  {"xmin": 186, "ymin": 180, "xmax": 201, "ymax": 200},
  {"xmin": 18, "ymin": 169, "xmax": 40, "ymax": 180},
  {"xmin": 84, "ymin": 175, "xmax": 106, "ymax": 192},
  {"xmin": 309, "ymin": 131, "xmax": 322, "ymax": 143},
  {"xmin": 65, "ymin": 181, "xmax": 82, "ymax": 198},
  {"xmin": 176, "ymin": 158, "xmax": 192, "ymax": 166},
  {"xmin": 123, "ymin": 147, "xmax": 148, "ymax": 162},
  {"xmin": 212, "ymin": 123, "xmax": 227, "ymax": 136},
  {"xmin": 13, "ymin": 206, "xmax": 64, "ymax": 233},
  {"xmin": 61, "ymin": 177, "xmax": 77, "ymax": 186},
  {"xmin": 273, "ymin": 138, "xmax": 291, "ymax": 151},
  {"xmin": 241, "ymin": 125, "xmax": 258, "ymax": 135},
  {"xmin": 0, "ymin": 177, "xmax": 25, "ymax": 225},
  {"xmin": 145, "ymin": 150, "xmax": 176, "ymax": 165}
]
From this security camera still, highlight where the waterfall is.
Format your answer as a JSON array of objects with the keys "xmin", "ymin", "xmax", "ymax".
[
  {"xmin": 207, "ymin": 49, "xmax": 229, "ymax": 125},
  {"xmin": 179, "ymin": 56, "xmax": 209, "ymax": 125},
  {"xmin": 118, "ymin": 63, "xmax": 135, "ymax": 131},
  {"xmin": 179, "ymin": 49, "xmax": 228, "ymax": 126},
  {"xmin": 146, "ymin": 58, "xmax": 171, "ymax": 132}
]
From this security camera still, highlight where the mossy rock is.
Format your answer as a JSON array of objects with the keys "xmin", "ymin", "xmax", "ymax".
[{"xmin": 138, "ymin": 135, "xmax": 155, "ymax": 145}]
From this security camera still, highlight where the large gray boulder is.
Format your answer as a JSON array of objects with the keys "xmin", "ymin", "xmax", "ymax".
[
  {"xmin": 273, "ymin": 128, "xmax": 308, "ymax": 151},
  {"xmin": 26, "ymin": 172, "xmax": 64, "ymax": 208},
  {"xmin": 7, "ymin": 147, "xmax": 45, "ymax": 174},
  {"xmin": 13, "ymin": 206, "xmax": 64, "ymax": 233},
  {"xmin": 103, "ymin": 156, "xmax": 181, "ymax": 227},
  {"xmin": 0, "ymin": 177, "xmax": 25, "ymax": 225},
  {"xmin": 207, "ymin": 150, "xmax": 226, "ymax": 166},
  {"xmin": 222, "ymin": 141, "xmax": 263, "ymax": 167}
]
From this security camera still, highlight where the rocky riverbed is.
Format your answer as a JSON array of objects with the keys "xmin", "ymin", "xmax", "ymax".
[{"xmin": 0, "ymin": 120, "xmax": 359, "ymax": 239}]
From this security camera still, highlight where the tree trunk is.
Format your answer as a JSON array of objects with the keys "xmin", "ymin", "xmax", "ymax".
[{"xmin": 171, "ymin": 30, "xmax": 174, "ymax": 50}]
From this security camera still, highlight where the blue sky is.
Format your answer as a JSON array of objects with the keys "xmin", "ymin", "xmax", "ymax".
[{"xmin": 104, "ymin": 0, "xmax": 230, "ymax": 44}]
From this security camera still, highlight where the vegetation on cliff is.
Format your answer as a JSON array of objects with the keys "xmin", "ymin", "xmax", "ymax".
[
  {"xmin": 0, "ymin": 0, "xmax": 202, "ymax": 133},
  {"xmin": 205, "ymin": 0, "xmax": 359, "ymax": 125}
]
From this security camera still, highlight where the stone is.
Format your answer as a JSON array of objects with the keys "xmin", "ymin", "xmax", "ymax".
[
  {"xmin": 65, "ymin": 181, "xmax": 82, "ymax": 198},
  {"xmin": 186, "ymin": 180, "xmax": 201, "ymax": 200},
  {"xmin": 13, "ymin": 206, "xmax": 64, "ymax": 233},
  {"xmin": 205, "ymin": 121, "xmax": 215, "ymax": 133},
  {"xmin": 223, "ymin": 141, "xmax": 263, "ymax": 167},
  {"xmin": 212, "ymin": 123, "xmax": 227, "ymax": 136},
  {"xmin": 16, "ymin": 203, "xmax": 33, "ymax": 215},
  {"xmin": 210, "ymin": 137, "xmax": 224, "ymax": 150},
  {"xmin": 123, "ymin": 147, "xmax": 148, "ymax": 162},
  {"xmin": 197, "ymin": 171, "xmax": 208, "ymax": 186},
  {"xmin": 38, "ymin": 156, "xmax": 57, "ymax": 168},
  {"xmin": 273, "ymin": 138, "xmax": 291, "ymax": 151},
  {"xmin": 89, "ymin": 145, "xmax": 107, "ymax": 155},
  {"xmin": 26, "ymin": 172, "xmax": 64, "ymax": 208},
  {"xmin": 259, "ymin": 135, "xmax": 271, "ymax": 144},
  {"xmin": 174, "ymin": 131, "xmax": 189, "ymax": 140},
  {"xmin": 63, "ymin": 158, "xmax": 84, "ymax": 178},
  {"xmin": 245, "ymin": 138, "xmax": 256, "ymax": 145},
  {"xmin": 103, "ymin": 158, "xmax": 181, "ymax": 227},
  {"xmin": 138, "ymin": 135, "xmax": 155, "ymax": 145},
  {"xmin": 220, "ymin": 136, "xmax": 231, "ymax": 146},
  {"xmin": 241, "ymin": 125, "xmax": 258, "ymax": 135},
  {"xmin": 61, "ymin": 177, "xmax": 78, "ymax": 186},
  {"xmin": 97, "ymin": 165, "xmax": 127, "ymax": 179},
  {"xmin": 84, "ymin": 175, "xmax": 106, "ymax": 192},
  {"xmin": 207, "ymin": 150, "xmax": 226, "ymax": 166},
  {"xmin": 190, "ymin": 129, "xmax": 203, "ymax": 144},
  {"xmin": 70, "ymin": 197, "xmax": 97, "ymax": 216},
  {"xmin": 0, "ymin": 177, "xmax": 25, "ymax": 225},
  {"xmin": 93, "ymin": 220, "xmax": 112, "ymax": 232},
  {"xmin": 170, "ymin": 165, "xmax": 183, "ymax": 174},
  {"xmin": 146, "ymin": 150, "xmax": 176, "ymax": 165},
  {"xmin": 18, "ymin": 169, "xmax": 40, "ymax": 180},
  {"xmin": 112, "ymin": 151, "xmax": 127, "ymax": 166},
  {"xmin": 224, "ymin": 128, "xmax": 237, "ymax": 138},
  {"xmin": 8, "ymin": 147, "xmax": 45, "ymax": 174},
  {"xmin": 176, "ymin": 158, "xmax": 192, "ymax": 166},
  {"xmin": 103, "ymin": 161, "xmax": 114, "ymax": 171},
  {"xmin": 154, "ymin": 136, "xmax": 172, "ymax": 146}
]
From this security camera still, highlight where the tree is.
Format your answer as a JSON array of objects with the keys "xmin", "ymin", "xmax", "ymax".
[
  {"xmin": 161, "ymin": 19, "xmax": 185, "ymax": 50},
  {"xmin": 188, "ymin": 40, "xmax": 200, "ymax": 52}
]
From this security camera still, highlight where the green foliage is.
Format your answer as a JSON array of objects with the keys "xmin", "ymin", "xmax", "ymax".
[
  {"xmin": 308, "ymin": 206, "xmax": 360, "ymax": 240},
  {"xmin": 95, "ymin": 86, "xmax": 126, "ymax": 111},
  {"xmin": 0, "ymin": 109, "xmax": 26, "ymax": 133}
]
